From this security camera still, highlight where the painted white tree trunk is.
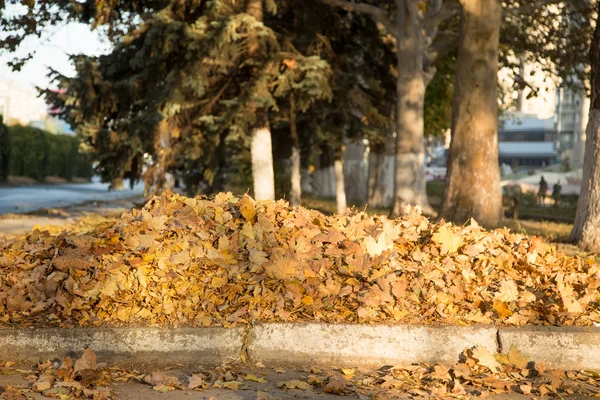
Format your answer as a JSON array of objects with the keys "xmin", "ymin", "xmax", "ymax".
[
  {"xmin": 251, "ymin": 124, "xmax": 275, "ymax": 201},
  {"xmin": 334, "ymin": 157, "xmax": 347, "ymax": 214},
  {"xmin": 247, "ymin": 0, "xmax": 274, "ymax": 201}
]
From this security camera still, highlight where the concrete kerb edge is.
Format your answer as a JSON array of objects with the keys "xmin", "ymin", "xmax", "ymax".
[
  {"xmin": 498, "ymin": 326, "xmax": 600, "ymax": 370},
  {"xmin": 247, "ymin": 323, "xmax": 498, "ymax": 367},
  {"xmin": 0, "ymin": 324, "xmax": 598, "ymax": 370},
  {"xmin": 0, "ymin": 327, "xmax": 245, "ymax": 365}
]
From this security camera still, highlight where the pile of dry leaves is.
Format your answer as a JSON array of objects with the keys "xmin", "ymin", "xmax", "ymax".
[{"xmin": 0, "ymin": 190, "xmax": 598, "ymax": 328}]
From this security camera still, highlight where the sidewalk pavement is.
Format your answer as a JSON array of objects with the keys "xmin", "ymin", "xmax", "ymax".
[{"xmin": 0, "ymin": 195, "xmax": 145, "ymax": 235}]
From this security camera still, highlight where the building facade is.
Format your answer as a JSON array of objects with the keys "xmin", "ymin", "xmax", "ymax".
[
  {"xmin": 498, "ymin": 58, "xmax": 589, "ymax": 170},
  {"xmin": 0, "ymin": 80, "xmax": 47, "ymax": 126}
]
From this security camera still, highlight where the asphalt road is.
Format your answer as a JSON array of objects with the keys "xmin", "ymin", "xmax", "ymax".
[{"xmin": 0, "ymin": 178, "xmax": 145, "ymax": 214}]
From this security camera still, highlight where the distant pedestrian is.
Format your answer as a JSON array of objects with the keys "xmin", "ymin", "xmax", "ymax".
[
  {"xmin": 538, "ymin": 176, "xmax": 548, "ymax": 206},
  {"xmin": 552, "ymin": 180, "xmax": 562, "ymax": 207}
]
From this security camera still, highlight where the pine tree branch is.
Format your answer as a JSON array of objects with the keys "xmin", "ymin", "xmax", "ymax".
[
  {"xmin": 201, "ymin": 78, "xmax": 233, "ymax": 114},
  {"xmin": 320, "ymin": 0, "xmax": 399, "ymax": 40}
]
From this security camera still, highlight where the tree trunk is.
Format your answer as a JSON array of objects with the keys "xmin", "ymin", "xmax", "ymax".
[
  {"xmin": 251, "ymin": 110, "xmax": 275, "ymax": 200},
  {"xmin": 334, "ymin": 149, "xmax": 347, "ymax": 214},
  {"xmin": 247, "ymin": 0, "xmax": 275, "ymax": 201},
  {"xmin": 390, "ymin": 0, "xmax": 432, "ymax": 217},
  {"xmin": 368, "ymin": 142, "xmax": 385, "ymax": 208},
  {"xmin": 439, "ymin": 0, "xmax": 503, "ymax": 227},
  {"xmin": 569, "ymin": 11, "xmax": 600, "ymax": 251},
  {"xmin": 289, "ymin": 94, "xmax": 301, "ymax": 206}
]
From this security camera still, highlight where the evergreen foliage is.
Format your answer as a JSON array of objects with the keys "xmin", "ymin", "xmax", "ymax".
[
  {"xmin": 283, "ymin": 2, "xmax": 396, "ymax": 168},
  {"xmin": 43, "ymin": 0, "xmax": 337, "ymax": 193}
]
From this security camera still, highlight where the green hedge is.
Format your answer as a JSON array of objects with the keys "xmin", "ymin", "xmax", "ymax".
[
  {"xmin": 0, "ymin": 117, "xmax": 9, "ymax": 182},
  {"xmin": 1, "ymin": 124, "xmax": 93, "ymax": 182}
]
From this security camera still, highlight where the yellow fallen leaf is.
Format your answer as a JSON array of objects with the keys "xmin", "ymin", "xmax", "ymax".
[
  {"xmin": 431, "ymin": 225, "xmax": 462, "ymax": 254},
  {"xmin": 244, "ymin": 373, "xmax": 267, "ymax": 383},
  {"xmin": 211, "ymin": 276, "xmax": 228, "ymax": 289},
  {"xmin": 363, "ymin": 233, "xmax": 392, "ymax": 257},
  {"xmin": 495, "ymin": 279, "xmax": 519, "ymax": 303},
  {"xmin": 493, "ymin": 301, "xmax": 512, "ymax": 318},
  {"xmin": 471, "ymin": 346, "xmax": 501, "ymax": 373},
  {"xmin": 170, "ymin": 250, "xmax": 189, "ymax": 265},
  {"xmin": 496, "ymin": 345, "xmax": 529, "ymax": 369},
  {"xmin": 277, "ymin": 379, "xmax": 311, "ymax": 390},
  {"xmin": 238, "ymin": 195, "xmax": 257, "ymax": 222},
  {"xmin": 153, "ymin": 384, "xmax": 176, "ymax": 392},
  {"xmin": 301, "ymin": 296, "xmax": 314, "ymax": 306}
]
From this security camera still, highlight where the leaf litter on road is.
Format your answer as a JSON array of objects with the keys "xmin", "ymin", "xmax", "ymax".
[{"xmin": 1, "ymin": 347, "xmax": 600, "ymax": 398}]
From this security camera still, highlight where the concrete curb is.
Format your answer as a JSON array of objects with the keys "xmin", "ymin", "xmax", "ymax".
[
  {"xmin": 0, "ymin": 327, "xmax": 244, "ymax": 365},
  {"xmin": 249, "ymin": 323, "xmax": 497, "ymax": 367},
  {"xmin": 0, "ymin": 324, "xmax": 598, "ymax": 370},
  {"xmin": 499, "ymin": 326, "xmax": 600, "ymax": 370}
]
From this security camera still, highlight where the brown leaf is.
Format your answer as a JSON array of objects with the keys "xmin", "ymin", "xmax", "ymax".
[
  {"xmin": 73, "ymin": 348, "xmax": 97, "ymax": 373},
  {"xmin": 323, "ymin": 376, "xmax": 346, "ymax": 394},
  {"xmin": 143, "ymin": 371, "xmax": 182, "ymax": 388},
  {"xmin": 256, "ymin": 391, "xmax": 279, "ymax": 400},
  {"xmin": 53, "ymin": 256, "xmax": 95, "ymax": 271},
  {"xmin": 187, "ymin": 374, "xmax": 206, "ymax": 390}
]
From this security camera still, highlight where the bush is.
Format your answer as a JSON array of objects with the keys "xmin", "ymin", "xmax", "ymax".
[
  {"xmin": 0, "ymin": 116, "xmax": 9, "ymax": 182},
  {"xmin": 7, "ymin": 125, "xmax": 93, "ymax": 182}
]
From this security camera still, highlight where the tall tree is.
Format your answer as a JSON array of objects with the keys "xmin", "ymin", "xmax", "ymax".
[
  {"xmin": 37, "ymin": 1, "xmax": 332, "ymax": 199},
  {"xmin": 274, "ymin": 0, "xmax": 394, "ymax": 212},
  {"xmin": 321, "ymin": 0, "xmax": 460, "ymax": 216},
  {"xmin": 440, "ymin": 0, "xmax": 595, "ymax": 226},
  {"xmin": 569, "ymin": 5, "xmax": 600, "ymax": 251},
  {"xmin": 247, "ymin": 0, "xmax": 276, "ymax": 200},
  {"xmin": 439, "ymin": 0, "xmax": 502, "ymax": 226}
]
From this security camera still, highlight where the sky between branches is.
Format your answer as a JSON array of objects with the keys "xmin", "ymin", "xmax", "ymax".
[{"xmin": 0, "ymin": 4, "xmax": 108, "ymax": 92}]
